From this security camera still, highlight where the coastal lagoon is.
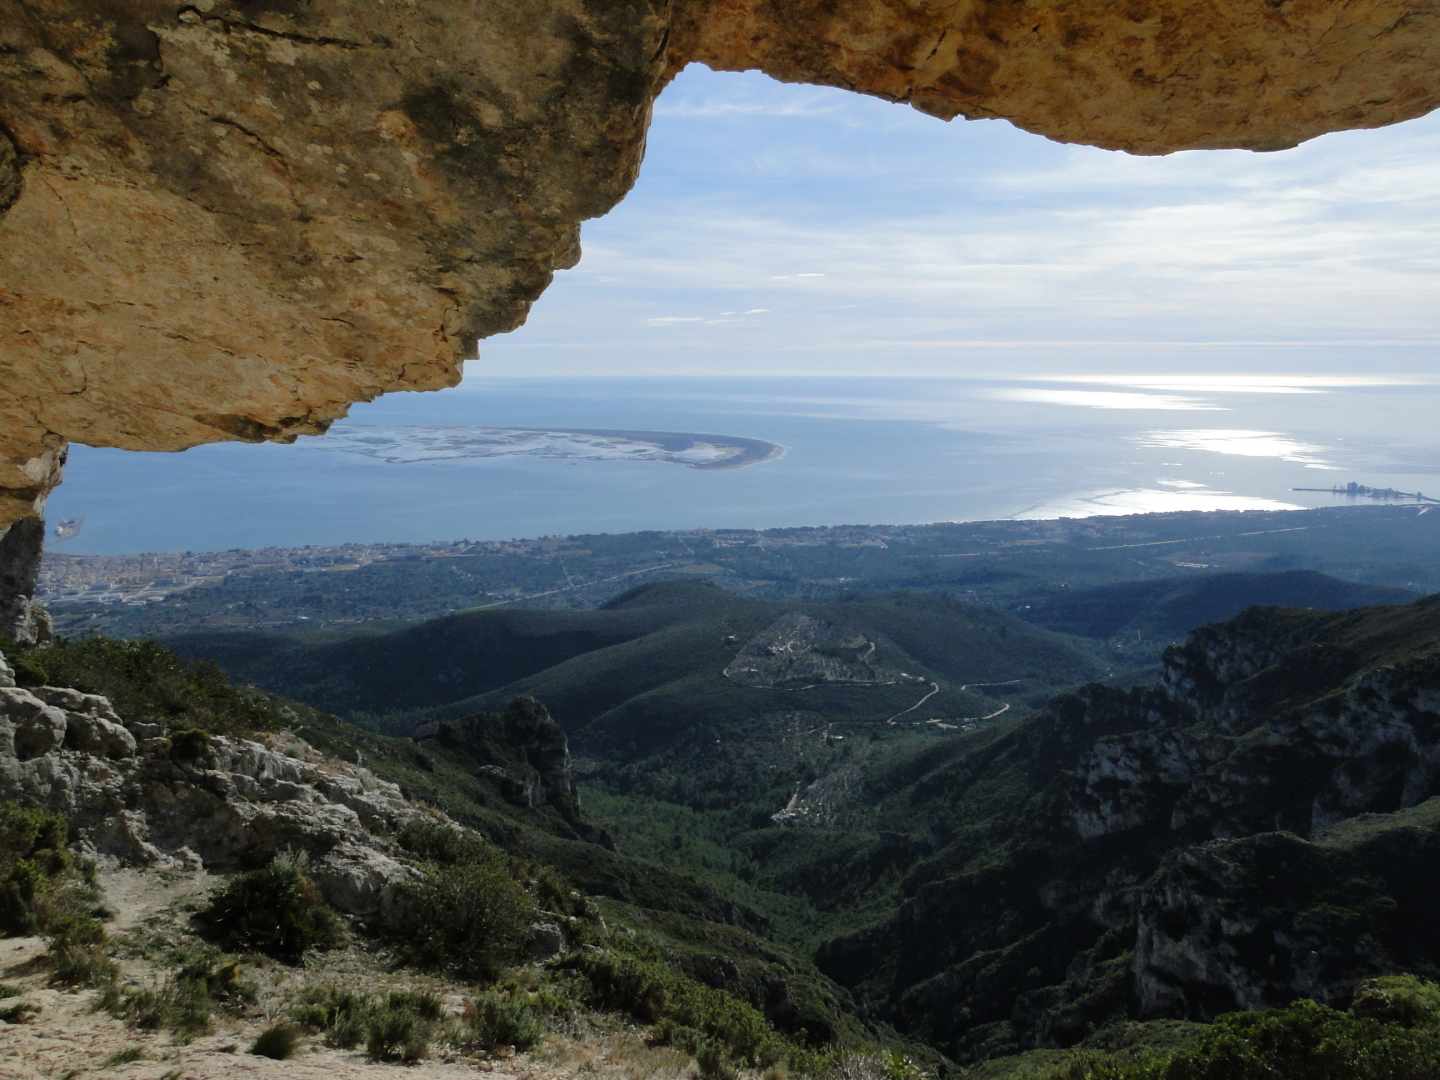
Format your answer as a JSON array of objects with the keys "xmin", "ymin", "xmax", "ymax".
[{"xmin": 46, "ymin": 375, "xmax": 1440, "ymax": 554}]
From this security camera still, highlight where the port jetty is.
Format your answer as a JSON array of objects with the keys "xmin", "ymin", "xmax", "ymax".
[{"xmin": 1294, "ymin": 481, "xmax": 1440, "ymax": 504}]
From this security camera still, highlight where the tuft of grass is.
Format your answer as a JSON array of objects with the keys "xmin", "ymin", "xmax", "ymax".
[
  {"xmin": 101, "ymin": 949, "xmax": 255, "ymax": 1041},
  {"xmin": 198, "ymin": 852, "xmax": 341, "ymax": 963},
  {"xmin": 47, "ymin": 913, "xmax": 117, "ymax": 987},
  {"xmin": 251, "ymin": 1022, "xmax": 303, "ymax": 1060},
  {"xmin": 0, "ymin": 999, "xmax": 40, "ymax": 1024},
  {"xmin": 103, "ymin": 1047, "xmax": 146, "ymax": 1067}
]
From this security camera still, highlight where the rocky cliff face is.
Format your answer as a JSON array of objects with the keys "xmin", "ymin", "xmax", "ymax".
[
  {"xmin": 820, "ymin": 597, "xmax": 1440, "ymax": 1061},
  {"xmin": 422, "ymin": 695, "xmax": 605, "ymax": 843},
  {"xmin": 0, "ymin": 644, "xmax": 434, "ymax": 922},
  {"xmin": 3, "ymin": 0, "xmax": 1440, "ymax": 533}
]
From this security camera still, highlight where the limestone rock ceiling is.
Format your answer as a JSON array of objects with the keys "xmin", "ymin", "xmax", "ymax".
[{"xmin": 1, "ymin": 0, "xmax": 1438, "ymax": 533}]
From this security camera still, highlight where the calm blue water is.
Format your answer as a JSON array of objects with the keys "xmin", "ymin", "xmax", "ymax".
[{"xmin": 44, "ymin": 376, "xmax": 1440, "ymax": 554}]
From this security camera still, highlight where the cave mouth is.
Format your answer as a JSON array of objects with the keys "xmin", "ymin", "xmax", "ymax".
[{"xmin": 25, "ymin": 67, "xmax": 1440, "ymax": 564}]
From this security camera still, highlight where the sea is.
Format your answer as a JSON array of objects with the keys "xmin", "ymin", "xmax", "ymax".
[{"xmin": 43, "ymin": 374, "xmax": 1440, "ymax": 555}]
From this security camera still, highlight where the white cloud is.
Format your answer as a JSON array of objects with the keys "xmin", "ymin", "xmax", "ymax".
[{"xmin": 485, "ymin": 69, "xmax": 1440, "ymax": 376}]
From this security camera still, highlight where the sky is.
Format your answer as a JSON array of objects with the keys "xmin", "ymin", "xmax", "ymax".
[{"xmin": 477, "ymin": 64, "xmax": 1440, "ymax": 380}]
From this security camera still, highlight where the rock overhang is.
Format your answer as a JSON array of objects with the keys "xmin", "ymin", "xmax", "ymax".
[{"xmin": 1, "ymin": 0, "xmax": 1438, "ymax": 534}]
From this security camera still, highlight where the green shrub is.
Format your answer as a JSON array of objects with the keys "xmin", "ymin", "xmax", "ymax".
[
  {"xmin": 364, "ymin": 992, "xmax": 442, "ymax": 1063},
  {"xmin": 0, "ymin": 803, "xmax": 88, "ymax": 936},
  {"xmin": 293, "ymin": 986, "xmax": 445, "ymax": 1062},
  {"xmin": 397, "ymin": 845, "xmax": 535, "ymax": 981},
  {"xmin": 199, "ymin": 853, "xmax": 341, "ymax": 962},
  {"xmin": 395, "ymin": 819, "xmax": 489, "ymax": 865},
  {"xmin": 252, "ymin": 1023, "xmax": 303, "ymax": 1060},
  {"xmin": 1153, "ymin": 999, "xmax": 1440, "ymax": 1080},
  {"xmin": 1351, "ymin": 975, "xmax": 1440, "ymax": 1028},
  {"xmin": 465, "ymin": 990, "xmax": 545, "ymax": 1051},
  {"xmin": 571, "ymin": 948, "xmax": 786, "ymax": 1068},
  {"xmin": 1028, "ymin": 990, "xmax": 1440, "ymax": 1080},
  {"xmin": 292, "ymin": 986, "xmax": 375, "ymax": 1049}
]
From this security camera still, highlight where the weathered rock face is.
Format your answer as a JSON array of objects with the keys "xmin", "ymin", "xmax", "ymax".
[
  {"xmin": 0, "ymin": 516, "xmax": 50, "ymax": 645},
  {"xmin": 427, "ymin": 696, "xmax": 587, "ymax": 824},
  {"xmin": 2, "ymin": 0, "xmax": 1440, "ymax": 531},
  {"xmin": 819, "ymin": 597, "xmax": 1440, "ymax": 1060},
  {"xmin": 672, "ymin": 0, "xmax": 1440, "ymax": 153},
  {"xmin": 0, "ymin": 672, "xmax": 432, "ymax": 922},
  {"xmin": 1135, "ymin": 814, "xmax": 1440, "ymax": 1018},
  {"xmin": 0, "ymin": 0, "xmax": 670, "ymax": 523}
]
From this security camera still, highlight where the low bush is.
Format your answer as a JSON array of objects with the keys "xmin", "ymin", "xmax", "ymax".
[
  {"xmin": 0, "ymin": 803, "xmax": 96, "ymax": 937},
  {"xmin": 364, "ymin": 992, "xmax": 444, "ymax": 1063},
  {"xmin": 292, "ymin": 985, "xmax": 374, "ymax": 1049},
  {"xmin": 252, "ymin": 1022, "xmax": 303, "ymax": 1060},
  {"xmin": 1149, "ymin": 999, "xmax": 1440, "ymax": 1080},
  {"xmin": 395, "ymin": 818, "xmax": 488, "ymax": 866},
  {"xmin": 198, "ymin": 852, "xmax": 341, "ymax": 962},
  {"xmin": 396, "ymin": 843, "xmax": 535, "ymax": 981},
  {"xmin": 465, "ymin": 990, "xmax": 545, "ymax": 1051},
  {"xmin": 1008, "ymin": 985, "xmax": 1440, "ymax": 1080},
  {"xmin": 572, "ymin": 948, "xmax": 787, "ymax": 1068},
  {"xmin": 1351, "ymin": 975, "xmax": 1440, "ymax": 1028},
  {"xmin": 292, "ymin": 986, "xmax": 445, "ymax": 1063}
]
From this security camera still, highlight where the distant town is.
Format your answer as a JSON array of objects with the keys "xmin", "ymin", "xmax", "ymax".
[{"xmin": 37, "ymin": 504, "xmax": 1440, "ymax": 640}]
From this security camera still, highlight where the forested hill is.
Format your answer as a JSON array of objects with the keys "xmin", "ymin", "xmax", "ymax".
[{"xmin": 161, "ymin": 581, "xmax": 1108, "ymax": 740}]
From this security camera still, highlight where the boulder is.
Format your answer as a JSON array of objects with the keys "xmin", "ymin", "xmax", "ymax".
[{"xmin": 1, "ymin": 686, "xmax": 68, "ymax": 760}]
